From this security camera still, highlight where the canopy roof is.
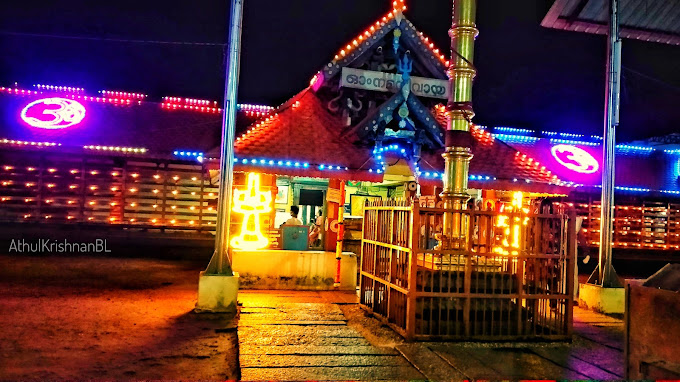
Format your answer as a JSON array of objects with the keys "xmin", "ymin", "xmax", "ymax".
[{"xmin": 542, "ymin": 0, "xmax": 680, "ymax": 45}]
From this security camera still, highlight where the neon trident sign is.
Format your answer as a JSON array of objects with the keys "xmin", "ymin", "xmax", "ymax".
[{"xmin": 230, "ymin": 173, "xmax": 272, "ymax": 250}]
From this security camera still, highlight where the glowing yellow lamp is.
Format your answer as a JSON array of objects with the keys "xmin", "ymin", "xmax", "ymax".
[
  {"xmin": 230, "ymin": 173, "xmax": 272, "ymax": 250},
  {"xmin": 493, "ymin": 191, "xmax": 526, "ymax": 256}
]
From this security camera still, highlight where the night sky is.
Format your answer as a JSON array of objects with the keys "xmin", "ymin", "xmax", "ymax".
[{"xmin": 0, "ymin": 0, "xmax": 678, "ymax": 142}]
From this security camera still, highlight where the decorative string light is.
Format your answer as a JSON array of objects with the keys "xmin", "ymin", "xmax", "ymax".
[
  {"xmin": 589, "ymin": 184, "xmax": 680, "ymax": 195},
  {"xmin": 492, "ymin": 134, "xmax": 540, "ymax": 143},
  {"xmin": 99, "ymin": 90, "xmax": 146, "ymax": 99},
  {"xmin": 236, "ymin": 113, "xmax": 280, "ymax": 143},
  {"xmin": 34, "ymin": 84, "xmax": 85, "ymax": 93},
  {"xmin": 1, "ymin": 87, "xmax": 41, "ymax": 96},
  {"xmin": 83, "ymin": 145, "xmax": 147, "ymax": 153},
  {"xmin": 549, "ymin": 138, "xmax": 599, "ymax": 146},
  {"xmin": 6, "ymin": 84, "xmax": 277, "ymax": 118},
  {"xmin": 470, "ymin": 125, "xmax": 495, "ymax": 146},
  {"xmin": 614, "ymin": 144, "xmax": 654, "ymax": 153},
  {"xmin": 66, "ymin": 94, "xmax": 133, "ymax": 106},
  {"xmin": 494, "ymin": 127, "xmax": 533, "ymax": 134},
  {"xmin": 559, "ymin": 132, "xmax": 583, "ymax": 138},
  {"xmin": 1, "ymin": 138, "xmax": 60, "ymax": 147},
  {"xmin": 234, "ymin": 157, "xmax": 313, "ymax": 170},
  {"xmin": 174, "ymin": 151, "xmax": 204, "ymax": 161},
  {"xmin": 419, "ymin": 171, "xmax": 496, "ymax": 181},
  {"xmin": 323, "ymin": 0, "xmax": 448, "ymax": 78},
  {"xmin": 161, "ymin": 96, "xmax": 222, "ymax": 114},
  {"xmin": 238, "ymin": 104, "xmax": 274, "ymax": 117}
]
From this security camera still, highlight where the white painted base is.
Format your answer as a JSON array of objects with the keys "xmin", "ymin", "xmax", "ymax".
[
  {"xmin": 579, "ymin": 283, "xmax": 625, "ymax": 314},
  {"xmin": 232, "ymin": 250, "xmax": 357, "ymax": 290},
  {"xmin": 195, "ymin": 271, "xmax": 239, "ymax": 313}
]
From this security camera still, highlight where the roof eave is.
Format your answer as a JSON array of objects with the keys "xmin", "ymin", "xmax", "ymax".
[{"xmin": 541, "ymin": 0, "xmax": 680, "ymax": 46}]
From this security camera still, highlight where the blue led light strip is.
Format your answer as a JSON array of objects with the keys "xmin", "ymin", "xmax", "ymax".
[
  {"xmin": 492, "ymin": 134, "xmax": 540, "ymax": 142},
  {"xmin": 494, "ymin": 127, "xmax": 533, "ymax": 134},
  {"xmin": 174, "ymin": 150, "xmax": 204, "ymax": 157},
  {"xmin": 372, "ymin": 143, "xmax": 410, "ymax": 172},
  {"xmin": 549, "ymin": 138, "xmax": 599, "ymax": 146},
  {"xmin": 373, "ymin": 144, "xmax": 408, "ymax": 155},
  {"xmin": 174, "ymin": 150, "xmax": 204, "ymax": 163},
  {"xmin": 615, "ymin": 145, "xmax": 654, "ymax": 152},
  {"xmin": 417, "ymin": 171, "xmax": 496, "ymax": 181},
  {"xmin": 592, "ymin": 184, "xmax": 680, "ymax": 195},
  {"xmin": 232, "ymin": 157, "xmax": 353, "ymax": 171}
]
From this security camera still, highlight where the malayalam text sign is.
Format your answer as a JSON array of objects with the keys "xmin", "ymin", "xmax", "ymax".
[{"xmin": 340, "ymin": 67, "xmax": 449, "ymax": 100}]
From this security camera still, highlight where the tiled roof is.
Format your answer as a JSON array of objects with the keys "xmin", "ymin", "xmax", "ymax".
[
  {"xmin": 232, "ymin": 94, "xmax": 566, "ymax": 190},
  {"xmin": 418, "ymin": 125, "xmax": 563, "ymax": 189},
  {"xmin": 421, "ymin": 107, "xmax": 562, "ymax": 186},
  {"xmin": 233, "ymin": 89, "xmax": 383, "ymax": 182}
]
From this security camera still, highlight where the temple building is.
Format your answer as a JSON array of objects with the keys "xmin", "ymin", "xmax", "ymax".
[{"xmin": 0, "ymin": 3, "xmax": 679, "ymax": 256}]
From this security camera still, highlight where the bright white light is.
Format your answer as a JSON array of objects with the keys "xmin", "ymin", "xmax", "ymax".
[{"xmin": 21, "ymin": 97, "xmax": 86, "ymax": 129}]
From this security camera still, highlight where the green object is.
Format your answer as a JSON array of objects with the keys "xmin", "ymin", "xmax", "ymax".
[{"xmin": 281, "ymin": 226, "xmax": 309, "ymax": 251}]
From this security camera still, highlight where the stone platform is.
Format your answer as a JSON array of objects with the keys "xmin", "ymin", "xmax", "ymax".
[{"xmin": 232, "ymin": 250, "xmax": 357, "ymax": 291}]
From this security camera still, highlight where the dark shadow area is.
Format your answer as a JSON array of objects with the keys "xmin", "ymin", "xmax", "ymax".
[{"xmin": 0, "ymin": 255, "xmax": 239, "ymax": 380}]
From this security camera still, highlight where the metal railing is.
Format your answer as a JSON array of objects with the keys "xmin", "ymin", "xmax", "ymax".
[{"xmin": 360, "ymin": 199, "xmax": 576, "ymax": 340}]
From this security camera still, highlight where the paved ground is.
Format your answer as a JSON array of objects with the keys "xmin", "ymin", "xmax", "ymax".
[
  {"xmin": 406, "ymin": 307, "xmax": 624, "ymax": 380},
  {"xmin": 238, "ymin": 290, "xmax": 625, "ymax": 381},
  {"xmin": 0, "ymin": 255, "xmax": 625, "ymax": 381},
  {"xmin": 0, "ymin": 255, "xmax": 239, "ymax": 380},
  {"xmin": 238, "ymin": 291, "xmax": 424, "ymax": 380}
]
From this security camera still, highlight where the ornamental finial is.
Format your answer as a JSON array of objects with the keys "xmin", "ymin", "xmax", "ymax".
[{"xmin": 392, "ymin": 0, "xmax": 406, "ymax": 13}]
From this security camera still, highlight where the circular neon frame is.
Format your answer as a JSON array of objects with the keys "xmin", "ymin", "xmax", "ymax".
[
  {"xmin": 550, "ymin": 144, "xmax": 599, "ymax": 174},
  {"xmin": 21, "ymin": 97, "xmax": 86, "ymax": 129}
]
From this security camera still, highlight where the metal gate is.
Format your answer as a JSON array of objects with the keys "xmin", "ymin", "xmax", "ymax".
[{"xmin": 360, "ymin": 199, "xmax": 576, "ymax": 340}]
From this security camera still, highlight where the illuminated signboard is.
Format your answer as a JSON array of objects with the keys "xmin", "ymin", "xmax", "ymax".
[
  {"xmin": 550, "ymin": 144, "xmax": 599, "ymax": 174},
  {"xmin": 21, "ymin": 97, "xmax": 86, "ymax": 129}
]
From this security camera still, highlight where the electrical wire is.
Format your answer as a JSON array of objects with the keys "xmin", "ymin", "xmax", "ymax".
[
  {"xmin": 0, "ymin": 30, "xmax": 225, "ymax": 46},
  {"xmin": 623, "ymin": 66, "xmax": 680, "ymax": 94}
]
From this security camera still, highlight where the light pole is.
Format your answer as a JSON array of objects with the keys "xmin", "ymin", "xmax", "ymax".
[
  {"xmin": 196, "ymin": 0, "xmax": 244, "ymax": 313},
  {"xmin": 594, "ymin": 0, "xmax": 622, "ymax": 288}
]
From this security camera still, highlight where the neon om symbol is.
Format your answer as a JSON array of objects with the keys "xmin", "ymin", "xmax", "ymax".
[
  {"xmin": 21, "ymin": 97, "xmax": 86, "ymax": 129},
  {"xmin": 550, "ymin": 144, "xmax": 599, "ymax": 174},
  {"xmin": 230, "ymin": 173, "xmax": 272, "ymax": 250}
]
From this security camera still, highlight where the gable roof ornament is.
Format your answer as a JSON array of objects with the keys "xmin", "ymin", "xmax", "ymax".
[{"xmin": 310, "ymin": 0, "xmax": 449, "ymax": 90}]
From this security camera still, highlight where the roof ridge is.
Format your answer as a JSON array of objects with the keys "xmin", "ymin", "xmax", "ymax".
[{"xmin": 310, "ymin": 2, "xmax": 450, "ymax": 89}]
